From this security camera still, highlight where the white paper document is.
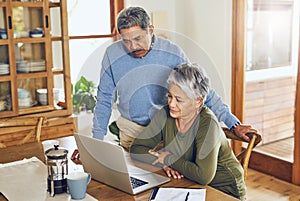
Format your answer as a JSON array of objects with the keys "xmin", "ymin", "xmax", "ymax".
[{"xmin": 149, "ymin": 187, "xmax": 206, "ymax": 201}]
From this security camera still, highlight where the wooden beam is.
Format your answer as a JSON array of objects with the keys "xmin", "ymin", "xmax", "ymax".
[
  {"xmin": 250, "ymin": 151, "xmax": 293, "ymax": 182},
  {"xmin": 231, "ymin": 0, "xmax": 246, "ymax": 154},
  {"xmin": 292, "ymin": 25, "xmax": 300, "ymax": 184},
  {"xmin": 110, "ymin": 0, "xmax": 124, "ymax": 35}
]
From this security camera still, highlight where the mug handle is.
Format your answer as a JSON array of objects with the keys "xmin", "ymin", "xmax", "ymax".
[{"xmin": 87, "ymin": 173, "xmax": 91, "ymax": 184}]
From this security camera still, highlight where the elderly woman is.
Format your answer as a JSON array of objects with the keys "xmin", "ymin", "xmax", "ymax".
[{"xmin": 130, "ymin": 63, "xmax": 246, "ymax": 200}]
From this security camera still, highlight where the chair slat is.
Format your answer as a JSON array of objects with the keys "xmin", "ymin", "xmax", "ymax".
[{"xmin": 222, "ymin": 127, "xmax": 262, "ymax": 180}]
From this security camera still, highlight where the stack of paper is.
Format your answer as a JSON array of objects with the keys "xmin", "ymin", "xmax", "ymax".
[{"xmin": 149, "ymin": 187, "xmax": 206, "ymax": 201}]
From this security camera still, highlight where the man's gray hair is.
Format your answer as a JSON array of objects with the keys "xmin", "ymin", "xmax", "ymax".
[
  {"xmin": 117, "ymin": 6, "xmax": 151, "ymax": 33},
  {"xmin": 167, "ymin": 63, "xmax": 210, "ymax": 101}
]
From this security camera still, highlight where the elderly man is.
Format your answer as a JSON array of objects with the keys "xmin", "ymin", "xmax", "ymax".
[{"xmin": 92, "ymin": 6, "xmax": 256, "ymax": 149}]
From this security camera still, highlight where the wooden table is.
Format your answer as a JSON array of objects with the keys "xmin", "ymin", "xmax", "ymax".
[{"xmin": 0, "ymin": 136, "xmax": 239, "ymax": 201}]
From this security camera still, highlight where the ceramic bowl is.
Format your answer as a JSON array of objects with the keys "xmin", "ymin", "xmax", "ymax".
[
  {"xmin": 29, "ymin": 29, "xmax": 44, "ymax": 38},
  {"xmin": 30, "ymin": 33, "xmax": 43, "ymax": 38},
  {"xmin": 0, "ymin": 33, "xmax": 7, "ymax": 39},
  {"xmin": 0, "ymin": 30, "xmax": 7, "ymax": 39}
]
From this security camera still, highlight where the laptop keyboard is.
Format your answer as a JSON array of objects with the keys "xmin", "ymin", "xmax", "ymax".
[{"xmin": 130, "ymin": 176, "xmax": 148, "ymax": 189}]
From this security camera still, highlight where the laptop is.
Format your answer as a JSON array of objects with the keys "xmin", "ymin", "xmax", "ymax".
[{"xmin": 73, "ymin": 134, "xmax": 170, "ymax": 195}]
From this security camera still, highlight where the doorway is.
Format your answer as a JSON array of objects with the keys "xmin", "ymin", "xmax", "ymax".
[{"xmin": 232, "ymin": 0, "xmax": 300, "ymax": 184}]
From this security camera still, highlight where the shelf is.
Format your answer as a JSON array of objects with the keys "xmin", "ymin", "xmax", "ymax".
[
  {"xmin": 0, "ymin": 40, "xmax": 8, "ymax": 45},
  {"xmin": 11, "ymin": 2, "xmax": 43, "ymax": 7},
  {"xmin": 0, "ymin": 2, "xmax": 7, "ymax": 7},
  {"xmin": 13, "ymin": 37, "xmax": 46, "ymax": 43},
  {"xmin": 0, "ymin": 0, "xmax": 73, "ymax": 133},
  {"xmin": 49, "ymin": 2, "xmax": 60, "ymax": 8}
]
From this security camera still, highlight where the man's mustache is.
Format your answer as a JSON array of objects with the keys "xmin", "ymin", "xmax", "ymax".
[{"xmin": 130, "ymin": 49, "xmax": 145, "ymax": 53}]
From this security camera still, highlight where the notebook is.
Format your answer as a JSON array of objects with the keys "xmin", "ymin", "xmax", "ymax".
[{"xmin": 74, "ymin": 134, "xmax": 170, "ymax": 195}]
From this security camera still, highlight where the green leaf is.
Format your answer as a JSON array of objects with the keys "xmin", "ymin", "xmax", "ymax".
[{"xmin": 72, "ymin": 76, "xmax": 97, "ymax": 113}]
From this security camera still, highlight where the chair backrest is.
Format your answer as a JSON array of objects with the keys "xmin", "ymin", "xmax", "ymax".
[
  {"xmin": 222, "ymin": 127, "xmax": 262, "ymax": 180},
  {"xmin": 0, "ymin": 116, "xmax": 47, "ymax": 148}
]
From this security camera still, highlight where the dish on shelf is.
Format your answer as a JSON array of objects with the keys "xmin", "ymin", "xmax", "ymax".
[
  {"xmin": 0, "ymin": 33, "xmax": 7, "ymax": 39},
  {"xmin": 30, "ymin": 33, "xmax": 43, "ymax": 38},
  {"xmin": 36, "ymin": 88, "xmax": 61, "ymax": 105},
  {"xmin": 0, "ymin": 29, "xmax": 7, "ymax": 39},
  {"xmin": 36, "ymin": 88, "xmax": 48, "ymax": 105},
  {"xmin": 29, "ymin": 28, "xmax": 44, "ymax": 38},
  {"xmin": 19, "ymin": 100, "xmax": 38, "ymax": 109},
  {"xmin": 0, "ymin": 70, "xmax": 9, "ymax": 75},
  {"xmin": 16, "ymin": 60, "xmax": 30, "ymax": 73},
  {"xmin": 28, "ymin": 60, "xmax": 46, "ymax": 72},
  {"xmin": 0, "ymin": 63, "xmax": 9, "ymax": 75}
]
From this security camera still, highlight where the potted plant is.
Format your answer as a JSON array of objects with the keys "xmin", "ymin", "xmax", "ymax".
[{"xmin": 72, "ymin": 76, "xmax": 96, "ymax": 114}]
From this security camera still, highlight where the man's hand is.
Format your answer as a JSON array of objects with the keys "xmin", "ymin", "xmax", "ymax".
[{"xmin": 234, "ymin": 124, "xmax": 257, "ymax": 141}]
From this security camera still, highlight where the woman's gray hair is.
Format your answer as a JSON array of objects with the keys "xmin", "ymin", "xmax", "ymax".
[
  {"xmin": 117, "ymin": 6, "xmax": 151, "ymax": 33},
  {"xmin": 167, "ymin": 63, "xmax": 210, "ymax": 101}
]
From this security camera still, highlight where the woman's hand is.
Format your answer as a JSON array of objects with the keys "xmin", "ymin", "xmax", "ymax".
[
  {"xmin": 148, "ymin": 149, "xmax": 170, "ymax": 165},
  {"xmin": 163, "ymin": 165, "xmax": 184, "ymax": 179},
  {"xmin": 148, "ymin": 149, "xmax": 184, "ymax": 179}
]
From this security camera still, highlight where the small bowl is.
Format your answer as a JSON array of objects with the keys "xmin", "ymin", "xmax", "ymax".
[
  {"xmin": 30, "ymin": 29, "xmax": 43, "ymax": 34},
  {"xmin": 36, "ymin": 88, "xmax": 48, "ymax": 105},
  {"xmin": 36, "ymin": 88, "xmax": 47, "ymax": 94},
  {"xmin": 30, "ymin": 33, "xmax": 43, "ymax": 38},
  {"xmin": 0, "ymin": 33, "xmax": 7, "ymax": 39},
  {"xmin": 29, "ymin": 29, "xmax": 44, "ymax": 38},
  {"xmin": 0, "ymin": 27, "xmax": 7, "ymax": 39}
]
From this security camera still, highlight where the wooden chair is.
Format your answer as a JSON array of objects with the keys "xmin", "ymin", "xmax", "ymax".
[
  {"xmin": 222, "ymin": 127, "xmax": 262, "ymax": 180},
  {"xmin": 0, "ymin": 116, "xmax": 47, "ymax": 148}
]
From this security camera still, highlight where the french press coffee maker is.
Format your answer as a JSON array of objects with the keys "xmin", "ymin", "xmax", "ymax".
[{"xmin": 45, "ymin": 144, "xmax": 68, "ymax": 196}]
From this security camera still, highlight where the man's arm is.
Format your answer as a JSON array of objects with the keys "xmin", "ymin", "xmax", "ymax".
[
  {"xmin": 204, "ymin": 88, "xmax": 257, "ymax": 141},
  {"xmin": 204, "ymin": 88, "xmax": 239, "ymax": 128},
  {"xmin": 92, "ymin": 53, "xmax": 116, "ymax": 140}
]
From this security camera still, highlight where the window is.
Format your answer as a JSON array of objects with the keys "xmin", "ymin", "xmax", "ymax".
[
  {"xmin": 245, "ymin": 0, "xmax": 298, "ymax": 81},
  {"xmin": 68, "ymin": 0, "xmax": 111, "ymax": 36},
  {"xmin": 66, "ymin": 0, "xmax": 123, "ymax": 83}
]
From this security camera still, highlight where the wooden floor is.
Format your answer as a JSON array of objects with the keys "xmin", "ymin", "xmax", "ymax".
[
  {"xmin": 246, "ymin": 137, "xmax": 300, "ymax": 200},
  {"xmin": 246, "ymin": 168, "xmax": 300, "ymax": 201},
  {"xmin": 253, "ymin": 137, "xmax": 294, "ymax": 162}
]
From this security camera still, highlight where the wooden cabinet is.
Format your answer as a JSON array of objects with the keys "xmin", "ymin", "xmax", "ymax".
[{"xmin": 0, "ymin": 0, "xmax": 75, "ymax": 146}]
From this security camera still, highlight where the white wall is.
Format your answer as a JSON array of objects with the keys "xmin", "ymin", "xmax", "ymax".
[{"xmin": 125, "ymin": 0, "xmax": 232, "ymax": 104}]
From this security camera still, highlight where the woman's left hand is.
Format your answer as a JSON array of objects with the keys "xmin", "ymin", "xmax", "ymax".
[{"xmin": 163, "ymin": 165, "xmax": 184, "ymax": 179}]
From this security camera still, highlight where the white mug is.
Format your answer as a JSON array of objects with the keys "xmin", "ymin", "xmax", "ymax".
[{"xmin": 42, "ymin": 140, "xmax": 59, "ymax": 152}]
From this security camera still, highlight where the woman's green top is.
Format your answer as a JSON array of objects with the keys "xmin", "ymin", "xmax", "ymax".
[{"xmin": 130, "ymin": 105, "xmax": 246, "ymax": 200}]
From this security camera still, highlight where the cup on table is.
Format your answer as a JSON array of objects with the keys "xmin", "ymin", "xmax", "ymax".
[
  {"xmin": 67, "ymin": 172, "xmax": 91, "ymax": 200},
  {"xmin": 42, "ymin": 140, "xmax": 59, "ymax": 153}
]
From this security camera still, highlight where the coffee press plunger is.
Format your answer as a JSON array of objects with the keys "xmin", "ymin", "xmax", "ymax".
[{"xmin": 45, "ymin": 144, "xmax": 68, "ymax": 196}]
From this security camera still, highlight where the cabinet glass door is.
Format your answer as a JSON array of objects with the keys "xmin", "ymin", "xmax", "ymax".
[
  {"xmin": 0, "ymin": 6, "xmax": 8, "ymax": 39},
  {"xmin": 15, "ymin": 42, "xmax": 46, "ymax": 73},
  {"xmin": 0, "ymin": 45, "xmax": 9, "ymax": 74},
  {"xmin": 17, "ymin": 77, "xmax": 55, "ymax": 112},
  {"xmin": 12, "ymin": 7, "xmax": 44, "ymax": 39},
  {"xmin": 0, "ymin": 81, "xmax": 12, "ymax": 112}
]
